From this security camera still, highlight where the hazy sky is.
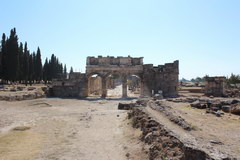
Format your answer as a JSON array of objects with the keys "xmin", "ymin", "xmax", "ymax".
[{"xmin": 1, "ymin": 0, "xmax": 239, "ymax": 79}]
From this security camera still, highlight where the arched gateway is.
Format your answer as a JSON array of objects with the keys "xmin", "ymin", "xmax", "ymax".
[
  {"xmin": 52, "ymin": 56, "xmax": 179, "ymax": 98},
  {"xmin": 86, "ymin": 56, "xmax": 144, "ymax": 98}
]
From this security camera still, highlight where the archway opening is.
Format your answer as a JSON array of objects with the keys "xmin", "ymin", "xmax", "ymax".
[
  {"xmin": 127, "ymin": 75, "xmax": 141, "ymax": 98},
  {"xmin": 106, "ymin": 73, "xmax": 122, "ymax": 98},
  {"xmin": 88, "ymin": 74, "xmax": 102, "ymax": 98}
]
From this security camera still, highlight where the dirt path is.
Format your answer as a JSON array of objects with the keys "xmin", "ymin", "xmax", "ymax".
[{"xmin": 0, "ymin": 98, "xmax": 147, "ymax": 160}]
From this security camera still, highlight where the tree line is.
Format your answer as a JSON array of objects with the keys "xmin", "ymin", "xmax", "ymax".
[
  {"xmin": 181, "ymin": 74, "xmax": 240, "ymax": 85},
  {"xmin": 227, "ymin": 74, "xmax": 240, "ymax": 84},
  {"xmin": 0, "ymin": 28, "xmax": 71, "ymax": 85}
]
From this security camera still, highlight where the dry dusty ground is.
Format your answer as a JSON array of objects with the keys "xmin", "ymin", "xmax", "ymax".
[{"xmin": 0, "ymin": 97, "xmax": 147, "ymax": 160}]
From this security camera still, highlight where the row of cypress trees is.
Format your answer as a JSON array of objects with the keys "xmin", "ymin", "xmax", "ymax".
[{"xmin": 0, "ymin": 28, "xmax": 70, "ymax": 85}]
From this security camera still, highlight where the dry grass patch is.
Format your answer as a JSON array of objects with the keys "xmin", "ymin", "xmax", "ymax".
[{"xmin": 0, "ymin": 130, "xmax": 44, "ymax": 160}]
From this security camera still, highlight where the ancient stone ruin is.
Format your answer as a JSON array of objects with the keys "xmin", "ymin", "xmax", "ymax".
[
  {"xmin": 205, "ymin": 76, "xmax": 226, "ymax": 97},
  {"xmin": 52, "ymin": 56, "xmax": 179, "ymax": 98}
]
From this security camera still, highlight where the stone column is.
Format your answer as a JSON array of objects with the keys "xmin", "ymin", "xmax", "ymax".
[
  {"xmin": 140, "ymin": 80, "xmax": 144, "ymax": 97},
  {"xmin": 122, "ymin": 75, "xmax": 127, "ymax": 98},
  {"xmin": 101, "ymin": 77, "xmax": 107, "ymax": 98}
]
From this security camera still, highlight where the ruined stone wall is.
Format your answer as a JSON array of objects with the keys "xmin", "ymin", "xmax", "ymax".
[
  {"xmin": 142, "ymin": 60, "xmax": 179, "ymax": 97},
  {"xmin": 52, "ymin": 73, "xmax": 88, "ymax": 98},
  {"xmin": 205, "ymin": 77, "xmax": 226, "ymax": 97},
  {"xmin": 87, "ymin": 56, "xmax": 143, "ymax": 66},
  {"xmin": 69, "ymin": 72, "xmax": 82, "ymax": 79},
  {"xmin": 52, "ymin": 56, "xmax": 179, "ymax": 98}
]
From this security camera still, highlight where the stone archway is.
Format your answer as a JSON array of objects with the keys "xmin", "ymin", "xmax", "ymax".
[
  {"xmin": 52, "ymin": 56, "xmax": 179, "ymax": 98},
  {"xmin": 86, "ymin": 57, "xmax": 144, "ymax": 98},
  {"xmin": 127, "ymin": 74, "xmax": 142, "ymax": 98},
  {"xmin": 87, "ymin": 73, "xmax": 105, "ymax": 98}
]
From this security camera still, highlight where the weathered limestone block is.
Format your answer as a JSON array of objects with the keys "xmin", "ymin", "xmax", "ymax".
[{"xmin": 205, "ymin": 77, "xmax": 226, "ymax": 97}]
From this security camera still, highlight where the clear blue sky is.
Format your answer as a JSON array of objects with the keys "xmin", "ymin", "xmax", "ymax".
[{"xmin": 1, "ymin": 0, "xmax": 239, "ymax": 79}]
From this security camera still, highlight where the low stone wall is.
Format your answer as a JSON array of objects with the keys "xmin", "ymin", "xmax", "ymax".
[
  {"xmin": 51, "ymin": 85, "xmax": 88, "ymax": 98},
  {"xmin": 51, "ymin": 73, "xmax": 88, "ymax": 98},
  {"xmin": 0, "ymin": 91, "xmax": 45, "ymax": 101},
  {"xmin": 128, "ymin": 107, "xmax": 212, "ymax": 160}
]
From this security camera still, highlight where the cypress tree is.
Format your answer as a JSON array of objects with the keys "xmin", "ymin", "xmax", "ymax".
[
  {"xmin": 70, "ymin": 67, "xmax": 73, "ymax": 74},
  {"xmin": 43, "ymin": 58, "xmax": 49, "ymax": 83},
  {"xmin": 28, "ymin": 54, "xmax": 34, "ymax": 85},
  {"xmin": 32, "ymin": 52, "xmax": 37, "ymax": 82},
  {"xmin": 0, "ymin": 50, "xmax": 1, "ymax": 80},
  {"xmin": 0, "ymin": 34, "xmax": 7, "ymax": 80},
  {"xmin": 1, "ymin": 34, "xmax": 7, "ymax": 81},
  {"xmin": 36, "ymin": 47, "xmax": 42, "ymax": 82},
  {"xmin": 59, "ymin": 63, "xmax": 63, "ymax": 76},
  {"xmin": 1, "ymin": 28, "xmax": 68, "ymax": 83},
  {"xmin": 63, "ymin": 64, "xmax": 67, "ymax": 78},
  {"xmin": 6, "ymin": 28, "xmax": 19, "ymax": 82},
  {"xmin": 18, "ymin": 42, "xmax": 24, "ymax": 82},
  {"xmin": 23, "ymin": 42, "xmax": 29, "ymax": 85}
]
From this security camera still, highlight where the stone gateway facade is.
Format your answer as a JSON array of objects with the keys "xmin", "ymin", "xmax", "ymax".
[{"xmin": 52, "ymin": 56, "xmax": 179, "ymax": 98}]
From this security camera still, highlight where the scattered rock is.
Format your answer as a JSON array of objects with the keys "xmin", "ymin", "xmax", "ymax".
[
  {"xmin": 190, "ymin": 100, "xmax": 207, "ymax": 109},
  {"xmin": 153, "ymin": 94, "xmax": 163, "ymax": 100},
  {"xmin": 125, "ymin": 153, "xmax": 130, "ymax": 157},
  {"xmin": 17, "ymin": 86, "xmax": 25, "ymax": 91},
  {"xmin": 174, "ymin": 97, "xmax": 240, "ymax": 116},
  {"xmin": 27, "ymin": 87, "xmax": 36, "ymax": 91},
  {"xmin": 210, "ymin": 140, "xmax": 224, "ymax": 145},
  {"xmin": 231, "ymin": 99, "xmax": 239, "ymax": 104},
  {"xmin": 222, "ymin": 105, "xmax": 231, "ymax": 113},
  {"xmin": 13, "ymin": 126, "xmax": 31, "ymax": 131},
  {"xmin": 230, "ymin": 103, "xmax": 240, "ymax": 115},
  {"xmin": 118, "ymin": 103, "xmax": 135, "ymax": 110},
  {"xmin": 10, "ymin": 88, "xmax": 17, "ymax": 92},
  {"xmin": 136, "ymin": 99, "xmax": 149, "ymax": 106}
]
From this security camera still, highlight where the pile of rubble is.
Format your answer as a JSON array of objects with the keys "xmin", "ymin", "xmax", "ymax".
[
  {"xmin": 225, "ymin": 89, "xmax": 240, "ymax": 98},
  {"xmin": 167, "ymin": 97, "xmax": 240, "ymax": 116},
  {"xmin": 190, "ymin": 99, "xmax": 240, "ymax": 116}
]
